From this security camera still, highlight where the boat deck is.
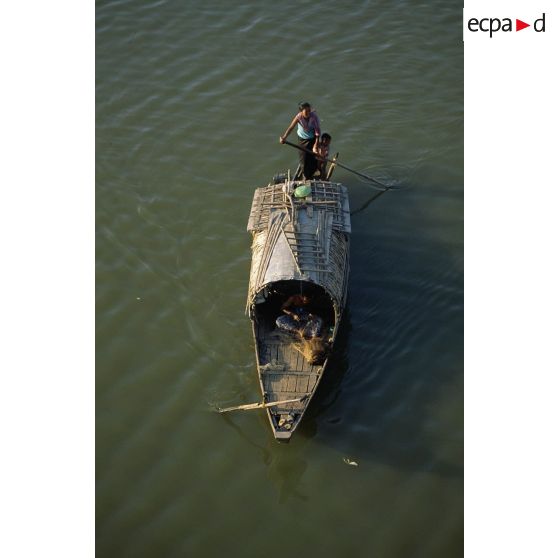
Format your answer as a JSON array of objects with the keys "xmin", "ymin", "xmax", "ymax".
[{"xmin": 255, "ymin": 318, "xmax": 323, "ymax": 415}]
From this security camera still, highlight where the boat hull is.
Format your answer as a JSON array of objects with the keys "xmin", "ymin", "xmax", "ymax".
[{"xmin": 246, "ymin": 179, "xmax": 351, "ymax": 439}]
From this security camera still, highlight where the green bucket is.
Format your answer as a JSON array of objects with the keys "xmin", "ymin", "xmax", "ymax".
[{"xmin": 294, "ymin": 185, "xmax": 311, "ymax": 198}]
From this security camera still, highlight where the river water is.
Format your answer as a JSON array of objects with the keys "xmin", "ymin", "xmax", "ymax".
[{"xmin": 96, "ymin": 1, "xmax": 463, "ymax": 556}]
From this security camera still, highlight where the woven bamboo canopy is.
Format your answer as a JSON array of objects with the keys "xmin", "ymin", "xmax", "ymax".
[{"xmin": 246, "ymin": 180, "xmax": 351, "ymax": 320}]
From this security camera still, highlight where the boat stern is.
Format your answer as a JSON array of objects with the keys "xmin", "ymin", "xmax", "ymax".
[
  {"xmin": 268, "ymin": 409, "xmax": 304, "ymax": 442},
  {"xmin": 273, "ymin": 430, "xmax": 294, "ymax": 442}
]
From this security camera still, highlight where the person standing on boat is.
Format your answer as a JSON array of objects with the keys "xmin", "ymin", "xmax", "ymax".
[{"xmin": 279, "ymin": 102, "xmax": 321, "ymax": 179}]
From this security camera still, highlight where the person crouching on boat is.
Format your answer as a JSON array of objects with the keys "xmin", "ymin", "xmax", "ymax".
[
  {"xmin": 279, "ymin": 102, "xmax": 321, "ymax": 180},
  {"xmin": 316, "ymin": 133, "xmax": 331, "ymax": 179},
  {"xmin": 277, "ymin": 295, "xmax": 321, "ymax": 335},
  {"xmin": 281, "ymin": 294, "xmax": 310, "ymax": 313}
]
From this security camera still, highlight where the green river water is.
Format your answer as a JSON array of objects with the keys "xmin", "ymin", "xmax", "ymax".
[{"xmin": 96, "ymin": 1, "xmax": 463, "ymax": 556}]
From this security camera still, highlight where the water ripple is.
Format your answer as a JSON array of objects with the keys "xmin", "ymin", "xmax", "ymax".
[{"xmin": 97, "ymin": 0, "xmax": 463, "ymax": 556}]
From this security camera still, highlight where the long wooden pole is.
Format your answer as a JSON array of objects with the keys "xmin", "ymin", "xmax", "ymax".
[
  {"xmin": 217, "ymin": 397, "xmax": 306, "ymax": 414},
  {"xmin": 282, "ymin": 140, "xmax": 391, "ymax": 190}
]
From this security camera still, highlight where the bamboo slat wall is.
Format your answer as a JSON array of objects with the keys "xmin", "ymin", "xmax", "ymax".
[{"xmin": 246, "ymin": 180, "xmax": 351, "ymax": 316}]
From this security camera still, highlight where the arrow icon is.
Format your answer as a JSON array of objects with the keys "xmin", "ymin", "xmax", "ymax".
[{"xmin": 516, "ymin": 19, "xmax": 530, "ymax": 31}]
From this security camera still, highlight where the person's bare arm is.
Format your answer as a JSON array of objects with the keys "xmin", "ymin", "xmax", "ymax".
[
  {"xmin": 312, "ymin": 114, "xmax": 321, "ymax": 152},
  {"xmin": 280, "ymin": 116, "xmax": 298, "ymax": 143},
  {"xmin": 281, "ymin": 295, "xmax": 296, "ymax": 310},
  {"xmin": 281, "ymin": 295, "xmax": 301, "ymax": 320}
]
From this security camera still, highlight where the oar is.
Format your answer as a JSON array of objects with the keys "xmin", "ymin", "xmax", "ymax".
[
  {"xmin": 350, "ymin": 189, "xmax": 390, "ymax": 216},
  {"xmin": 216, "ymin": 396, "xmax": 306, "ymax": 414},
  {"xmin": 282, "ymin": 139, "xmax": 391, "ymax": 191}
]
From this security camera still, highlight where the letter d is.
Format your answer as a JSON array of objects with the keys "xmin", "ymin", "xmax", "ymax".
[{"xmin": 534, "ymin": 13, "xmax": 545, "ymax": 32}]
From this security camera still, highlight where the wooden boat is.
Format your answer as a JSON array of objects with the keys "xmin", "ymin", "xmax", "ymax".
[{"xmin": 246, "ymin": 172, "xmax": 351, "ymax": 440}]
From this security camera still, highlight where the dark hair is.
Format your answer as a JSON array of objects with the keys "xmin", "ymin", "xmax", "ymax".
[
  {"xmin": 321, "ymin": 133, "xmax": 331, "ymax": 141},
  {"xmin": 298, "ymin": 101, "xmax": 311, "ymax": 111}
]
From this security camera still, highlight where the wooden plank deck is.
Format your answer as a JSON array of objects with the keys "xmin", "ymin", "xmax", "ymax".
[{"xmin": 256, "ymin": 318, "xmax": 322, "ymax": 413}]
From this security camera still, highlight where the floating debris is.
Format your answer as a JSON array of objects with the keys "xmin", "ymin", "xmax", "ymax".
[{"xmin": 343, "ymin": 457, "xmax": 358, "ymax": 467}]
